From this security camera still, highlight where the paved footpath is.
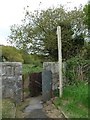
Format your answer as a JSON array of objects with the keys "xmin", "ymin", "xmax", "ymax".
[{"xmin": 23, "ymin": 96, "xmax": 48, "ymax": 118}]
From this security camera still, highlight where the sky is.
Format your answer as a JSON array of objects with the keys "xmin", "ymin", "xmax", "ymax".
[{"xmin": 0, "ymin": 0, "xmax": 88, "ymax": 45}]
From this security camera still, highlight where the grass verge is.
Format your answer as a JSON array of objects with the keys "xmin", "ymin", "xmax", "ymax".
[
  {"xmin": 54, "ymin": 80, "xmax": 88, "ymax": 118},
  {"xmin": 2, "ymin": 98, "xmax": 16, "ymax": 118},
  {"xmin": 2, "ymin": 98, "xmax": 31, "ymax": 118}
]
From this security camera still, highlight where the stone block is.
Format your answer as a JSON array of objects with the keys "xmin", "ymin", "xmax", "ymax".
[{"xmin": 15, "ymin": 66, "xmax": 22, "ymax": 75}]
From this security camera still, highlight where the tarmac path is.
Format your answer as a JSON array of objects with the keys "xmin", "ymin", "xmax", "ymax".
[{"xmin": 23, "ymin": 96, "xmax": 48, "ymax": 118}]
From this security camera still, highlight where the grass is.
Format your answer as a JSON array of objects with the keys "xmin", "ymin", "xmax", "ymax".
[
  {"xmin": 54, "ymin": 80, "xmax": 88, "ymax": 118},
  {"xmin": 2, "ymin": 98, "xmax": 16, "ymax": 118},
  {"xmin": 22, "ymin": 64, "xmax": 43, "ymax": 74},
  {"xmin": 1, "ymin": 98, "xmax": 31, "ymax": 118},
  {"xmin": 1, "ymin": 96, "xmax": 32, "ymax": 118}
]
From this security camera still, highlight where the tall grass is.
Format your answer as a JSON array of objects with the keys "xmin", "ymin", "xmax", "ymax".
[{"xmin": 54, "ymin": 80, "xmax": 88, "ymax": 118}]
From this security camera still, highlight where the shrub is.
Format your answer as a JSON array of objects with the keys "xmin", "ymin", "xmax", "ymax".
[{"xmin": 65, "ymin": 56, "xmax": 90, "ymax": 85}]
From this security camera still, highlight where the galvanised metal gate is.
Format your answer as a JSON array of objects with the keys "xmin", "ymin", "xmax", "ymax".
[
  {"xmin": 29, "ymin": 71, "xmax": 52, "ymax": 102},
  {"xmin": 42, "ymin": 70, "xmax": 52, "ymax": 102}
]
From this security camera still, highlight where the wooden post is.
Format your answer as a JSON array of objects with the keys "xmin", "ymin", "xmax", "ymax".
[
  {"xmin": 0, "ymin": 61, "xmax": 2, "ymax": 119},
  {"xmin": 57, "ymin": 26, "xmax": 62, "ymax": 98}
]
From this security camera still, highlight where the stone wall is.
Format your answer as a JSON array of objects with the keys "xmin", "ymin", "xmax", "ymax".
[
  {"xmin": 43, "ymin": 62, "xmax": 66, "ymax": 91},
  {"xmin": 0, "ymin": 62, "xmax": 22, "ymax": 103},
  {"xmin": 43, "ymin": 62, "xmax": 59, "ymax": 90}
]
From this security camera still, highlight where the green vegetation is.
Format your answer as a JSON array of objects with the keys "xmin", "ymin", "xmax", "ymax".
[
  {"xmin": 0, "ymin": 45, "xmax": 43, "ymax": 74},
  {"xmin": 23, "ymin": 63, "xmax": 42, "ymax": 74},
  {"xmin": 54, "ymin": 80, "xmax": 88, "ymax": 118},
  {"xmin": 2, "ymin": 98, "xmax": 31, "ymax": 118},
  {"xmin": 0, "ymin": 46, "xmax": 23, "ymax": 62},
  {"xmin": 65, "ymin": 56, "xmax": 90, "ymax": 85},
  {"xmin": 1, "ymin": 3, "xmax": 89, "ymax": 119},
  {"xmin": 54, "ymin": 56, "xmax": 89, "ymax": 118},
  {"xmin": 83, "ymin": 42, "xmax": 90, "ymax": 60},
  {"xmin": 2, "ymin": 99, "xmax": 16, "ymax": 118},
  {"xmin": 83, "ymin": 3, "xmax": 90, "ymax": 28},
  {"xmin": 8, "ymin": 5, "xmax": 85, "ymax": 61}
]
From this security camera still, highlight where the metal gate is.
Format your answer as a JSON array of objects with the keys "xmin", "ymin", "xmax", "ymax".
[
  {"xmin": 42, "ymin": 70, "xmax": 52, "ymax": 102},
  {"xmin": 29, "ymin": 72, "xmax": 42, "ymax": 97},
  {"xmin": 29, "ymin": 71, "xmax": 52, "ymax": 101}
]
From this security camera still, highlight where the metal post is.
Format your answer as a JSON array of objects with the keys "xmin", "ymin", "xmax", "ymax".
[{"xmin": 57, "ymin": 26, "xmax": 62, "ymax": 98}]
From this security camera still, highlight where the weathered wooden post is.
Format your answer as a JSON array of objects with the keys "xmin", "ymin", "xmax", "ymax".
[
  {"xmin": 0, "ymin": 62, "xmax": 2, "ymax": 119},
  {"xmin": 57, "ymin": 26, "xmax": 63, "ymax": 98}
]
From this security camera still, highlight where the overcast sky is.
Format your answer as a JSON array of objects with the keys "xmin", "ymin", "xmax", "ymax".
[{"xmin": 0, "ymin": 0, "xmax": 88, "ymax": 45}]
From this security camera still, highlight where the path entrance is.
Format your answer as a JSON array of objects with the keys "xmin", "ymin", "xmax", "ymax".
[
  {"xmin": 29, "ymin": 71, "xmax": 52, "ymax": 102},
  {"xmin": 22, "ymin": 71, "xmax": 52, "ymax": 102},
  {"xmin": 29, "ymin": 72, "xmax": 42, "ymax": 97}
]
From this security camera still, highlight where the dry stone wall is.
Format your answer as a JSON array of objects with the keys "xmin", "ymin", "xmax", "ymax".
[{"xmin": 0, "ymin": 62, "xmax": 22, "ymax": 103}]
